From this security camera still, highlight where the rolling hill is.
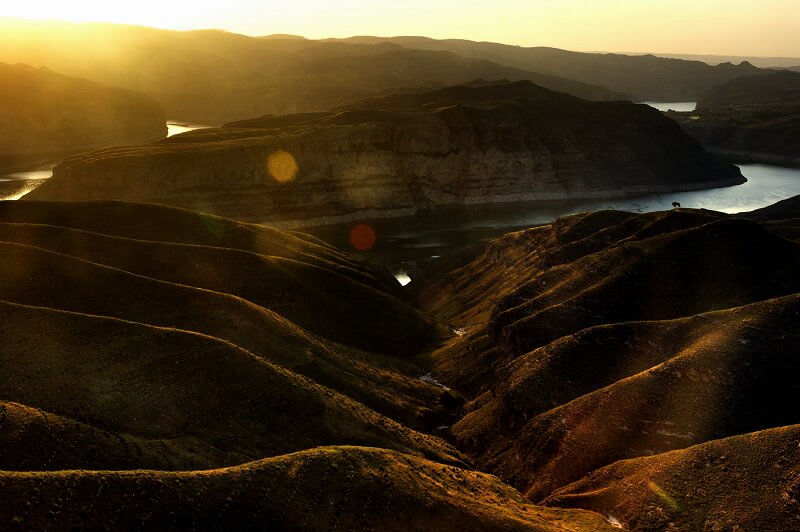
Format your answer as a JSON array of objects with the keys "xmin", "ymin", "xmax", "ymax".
[
  {"xmin": 410, "ymin": 201, "xmax": 800, "ymax": 522},
  {"xmin": 0, "ymin": 199, "xmax": 633, "ymax": 530}
]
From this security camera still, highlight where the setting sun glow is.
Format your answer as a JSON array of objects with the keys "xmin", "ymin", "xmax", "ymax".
[
  {"xmin": 2, "ymin": 0, "xmax": 797, "ymax": 56},
  {"xmin": 1, "ymin": 1, "xmax": 224, "ymax": 31}
]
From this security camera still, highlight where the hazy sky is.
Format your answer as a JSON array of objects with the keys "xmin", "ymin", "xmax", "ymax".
[{"xmin": 3, "ymin": 0, "xmax": 799, "ymax": 56}]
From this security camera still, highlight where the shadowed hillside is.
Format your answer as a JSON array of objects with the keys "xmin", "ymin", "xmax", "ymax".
[
  {"xmin": 0, "ymin": 220, "xmax": 435, "ymax": 358},
  {"xmin": 697, "ymin": 70, "xmax": 800, "ymax": 111},
  {"xmin": 25, "ymin": 82, "xmax": 743, "ymax": 227},
  {"xmin": 3, "ymin": 195, "xmax": 800, "ymax": 529},
  {"xmin": 0, "ymin": 201, "xmax": 453, "ymax": 426},
  {"xmin": 0, "ymin": 63, "xmax": 166, "ymax": 172},
  {"xmin": 0, "ymin": 301, "xmax": 460, "ymax": 467},
  {"xmin": 0, "ymin": 446, "xmax": 615, "ymax": 531}
]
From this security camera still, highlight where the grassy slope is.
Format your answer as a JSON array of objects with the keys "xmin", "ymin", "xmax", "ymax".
[
  {"xmin": 544, "ymin": 425, "xmax": 800, "ymax": 531},
  {"xmin": 492, "ymin": 218, "xmax": 800, "ymax": 358},
  {"xmin": 0, "ymin": 446, "xmax": 615, "ymax": 531},
  {"xmin": 0, "ymin": 400, "xmax": 232, "ymax": 471},
  {"xmin": 0, "ymin": 200, "xmax": 395, "ymax": 291},
  {"xmin": 0, "ymin": 300, "xmax": 461, "ymax": 467},
  {"xmin": 413, "ymin": 207, "xmax": 800, "ymax": 509},
  {"xmin": 0, "ymin": 220, "xmax": 439, "ymax": 358},
  {"xmin": 510, "ymin": 294, "xmax": 800, "ymax": 500},
  {"xmin": 416, "ymin": 209, "xmax": 729, "ymax": 394}
]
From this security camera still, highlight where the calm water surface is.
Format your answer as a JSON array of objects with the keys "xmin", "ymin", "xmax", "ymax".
[
  {"xmin": 642, "ymin": 101, "xmax": 697, "ymax": 112},
  {"xmin": 306, "ymin": 163, "xmax": 800, "ymax": 280}
]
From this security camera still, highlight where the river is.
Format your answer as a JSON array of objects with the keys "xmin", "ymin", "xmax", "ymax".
[
  {"xmin": 2, "ymin": 113, "xmax": 798, "ymax": 285},
  {"xmin": 305, "ymin": 163, "xmax": 800, "ymax": 283}
]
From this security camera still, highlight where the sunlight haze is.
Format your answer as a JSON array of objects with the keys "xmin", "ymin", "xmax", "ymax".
[{"xmin": 2, "ymin": 0, "xmax": 797, "ymax": 56}]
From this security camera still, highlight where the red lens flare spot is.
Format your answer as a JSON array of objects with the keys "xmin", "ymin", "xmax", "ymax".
[{"xmin": 349, "ymin": 223, "xmax": 377, "ymax": 251}]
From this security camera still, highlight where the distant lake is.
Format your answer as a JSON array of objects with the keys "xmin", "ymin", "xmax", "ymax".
[{"xmin": 642, "ymin": 101, "xmax": 697, "ymax": 112}]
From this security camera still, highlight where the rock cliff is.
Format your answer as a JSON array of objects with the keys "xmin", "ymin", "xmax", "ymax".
[
  {"xmin": 27, "ymin": 82, "xmax": 744, "ymax": 227},
  {"xmin": 0, "ymin": 63, "xmax": 166, "ymax": 169}
]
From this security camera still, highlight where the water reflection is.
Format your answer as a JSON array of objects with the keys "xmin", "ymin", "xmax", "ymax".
[
  {"xmin": 307, "ymin": 163, "xmax": 800, "ymax": 280},
  {"xmin": 166, "ymin": 123, "xmax": 208, "ymax": 137}
]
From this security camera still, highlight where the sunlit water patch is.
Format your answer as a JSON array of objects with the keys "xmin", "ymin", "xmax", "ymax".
[
  {"xmin": 394, "ymin": 272, "xmax": 412, "ymax": 286},
  {"xmin": 167, "ymin": 122, "xmax": 210, "ymax": 137},
  {"xmin": 642, "ymin": 101, "xmax": 697, "ymax": 112}
]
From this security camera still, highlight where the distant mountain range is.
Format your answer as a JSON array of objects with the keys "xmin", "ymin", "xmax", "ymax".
[
  {"xmin": 0, "ymin": 19, "xmax": 618, "ymax": 124},
  {"xmin": 0, "ymin": 18, "xmax": 772, "ymax": 124},
  {"xmin": 328, "ymin": 36, "xmax": 767, "ymax": 102},
  {"xmin": 618, "ymin": 52, "xmax": 800, "ymax": 69}
]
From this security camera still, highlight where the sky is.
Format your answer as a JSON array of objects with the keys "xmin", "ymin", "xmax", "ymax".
[{"xmin": 2, "ymin": 0, "xmax": 799, "ymax": 57}]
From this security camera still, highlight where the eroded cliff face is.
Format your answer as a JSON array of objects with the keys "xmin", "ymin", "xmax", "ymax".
[
  {"xmin": 27, "ymin": 82, "xmax": 744, "ymax": 227},
  {"xmin": 0, "ymin": 63, "xmax": 167, "ymax": 166}
]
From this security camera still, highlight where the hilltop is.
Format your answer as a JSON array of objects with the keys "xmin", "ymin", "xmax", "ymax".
[{"xmin": 545, "ymin": 425, "xmax": 800, "ymax": 531}]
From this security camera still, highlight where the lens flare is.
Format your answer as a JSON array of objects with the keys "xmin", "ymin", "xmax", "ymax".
[
  {"xmin": 267, "ymin": 150, "xmax": 299, "ymax": 183},
  {"xmin": 647, "ymin": 481, "xmax": 679, "ymax": 510},
  {"xmin": 350, "ymin": 223, "xmax": 377, "ymax": 251}
]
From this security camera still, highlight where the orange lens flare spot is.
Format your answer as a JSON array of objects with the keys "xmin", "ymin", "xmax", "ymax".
[
  {"xmin": 267, "ymin": 150, "xmax": 299, "ymax": 183},
  {"xmin": 350, "ymin": 223, "xmax": 377, "ymax": 251}
]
